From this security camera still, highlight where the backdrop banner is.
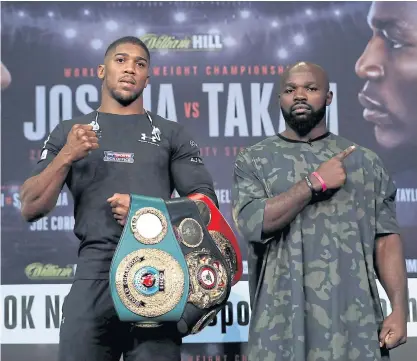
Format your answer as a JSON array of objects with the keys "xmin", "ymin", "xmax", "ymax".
[{"xmin": 1, "ymin": 1, "xmax": 416, "ymax": 360}]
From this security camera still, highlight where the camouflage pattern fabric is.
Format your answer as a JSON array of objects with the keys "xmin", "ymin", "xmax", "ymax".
[{"xmin": 232, "ymin": 133, "xmax": 399, "ymax": 361}]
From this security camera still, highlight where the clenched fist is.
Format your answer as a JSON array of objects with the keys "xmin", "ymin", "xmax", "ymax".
[
  {"xmin": 107, "ymin": 193, "xmax": 131, "ymax": 226},
  {"xmin": 311, "ymin": 145, "xmax": 356, "ymax": 191},
  {"xmin": 379, "ymin": 310, "xmax": 407, "ymax": 350},
  {"xmin": 62, "ymin": 124, "xmax": 99, "ymax": 163}
]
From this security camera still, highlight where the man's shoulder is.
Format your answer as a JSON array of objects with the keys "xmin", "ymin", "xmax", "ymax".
[
  {"xmin": 239, "ymin": 135, "xmax": 281, "ymax": 159},
  {"xmin": 150, "ymin": 112, "xmax": 182, "ymax": 132}
]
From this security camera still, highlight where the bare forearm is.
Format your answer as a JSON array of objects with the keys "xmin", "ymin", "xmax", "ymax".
[
  {"xmin": 376, "ymin": 234, "xmax": 408, "ymax": 315},
  {"xmin": 20, "ymin": 147, "xmax": 72, "ymax": 222},
  {"xmin": 263, "ymin": 177, "xmax": 316, "ymax": 235}
]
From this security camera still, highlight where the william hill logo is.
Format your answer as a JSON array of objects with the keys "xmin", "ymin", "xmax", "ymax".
[
  {"xmin": 25, "ymin": 263, "xmax": 75, "ymax": 280},
  {"xmin": 140, "ymin": 33, "xmax": 223, "ymax": 51}
]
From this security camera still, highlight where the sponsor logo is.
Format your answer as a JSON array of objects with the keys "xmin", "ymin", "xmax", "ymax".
[
  {"xmin": 139, "ymin": 133, "xmax": 160, "ymax": 146},
  {"xmin": 190, "ymin": 156, "xmax": 203, "ymax": 164},
  {"xmin": 103, "ymin": 151, "xmax": 134, "ymax": 163},
  {"xmin": 25, "ymin": 263, "xmax": 75, "ymax": 280},
  {"xmin": 140, "ymin": 33, "xmax": 223, "ymax": 52}
]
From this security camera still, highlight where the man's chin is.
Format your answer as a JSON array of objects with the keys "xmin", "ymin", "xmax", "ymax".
[
  {"xmin": 111, "ymin": 88, "xmax": 141, "ymax": 104},
  {"xmin": 114, "ymin": 95, "xmax": 140, "ymax": 106},
  {"xmin": 375, "ymin": 126, "xmax": 408, "ymax": 150},
  {"xmin": 286, "ymin": 120, "xmax": 317, "ymax": 135}
]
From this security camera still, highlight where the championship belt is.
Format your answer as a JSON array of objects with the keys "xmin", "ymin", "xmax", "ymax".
[{"xmin": 109, "ymin": 193, "xmax": 243, "ymax": 336}]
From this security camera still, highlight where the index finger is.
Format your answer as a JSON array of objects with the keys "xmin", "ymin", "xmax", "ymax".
[
  {"xmin": 79, "ymin": 124, "xmax": 94, "ymax": 131},
  {"xmin": 72, "ymin": 124, "xmax": 93, "ymax": 134},
  {"xmin": 334, "ymin": 145, "xmax": 356, "ymax": 160}
]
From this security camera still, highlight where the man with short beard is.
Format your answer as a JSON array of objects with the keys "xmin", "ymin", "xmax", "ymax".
[
  {"xmin": 232, "ymin": 62, "xmax": 408, "ymax": 360},
  {"xmin": 19, "ymin": 36, "xmax": 218, "ymax": 361}
]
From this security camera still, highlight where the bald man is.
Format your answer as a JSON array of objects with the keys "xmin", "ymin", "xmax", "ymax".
[
  {"xmin": 356, "ymin": 1, "xmax": 417, "ymax": 230},
  {"xmin": 232, "ymin": 62, "xmax": 408, "ymax": 361}
]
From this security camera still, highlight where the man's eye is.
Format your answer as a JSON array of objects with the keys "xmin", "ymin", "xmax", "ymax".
[
  {"xmin": 389, "ymin": 40, "xmax": 404, "ymax": 49},
  {"xmin": 382, "ymin": 30, "xmax": 405, "ymax": 50}
]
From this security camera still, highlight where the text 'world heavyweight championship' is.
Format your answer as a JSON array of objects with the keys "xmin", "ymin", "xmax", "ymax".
[{"xmin": 109, "ymin": 193, "xmax": 243, "ymax": 336}]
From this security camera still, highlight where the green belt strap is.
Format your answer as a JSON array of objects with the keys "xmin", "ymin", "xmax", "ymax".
[{"xmin": 109, "ymin": 194, "xmax": 190, "ymax": 324}]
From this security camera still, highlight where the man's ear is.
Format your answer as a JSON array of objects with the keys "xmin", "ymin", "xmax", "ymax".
[
  {"xmin": 97, "ymin": 64, "xmax": 105, "ymax": 80},
  {"xmin": 144, "ymin": 75, "xmax": 150, "ymax": 89},
  {"xmin": 326, "ymin": 90, "xmax": 333, "ymax": 106}
]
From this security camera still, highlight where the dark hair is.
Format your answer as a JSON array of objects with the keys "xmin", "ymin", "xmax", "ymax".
[{"xmin": 104, "ymin": 36, "xmax": 151, "ymax": 63}]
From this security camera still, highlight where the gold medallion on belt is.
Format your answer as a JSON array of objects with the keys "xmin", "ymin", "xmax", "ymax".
[
  {"xmin": 115, "ymin": 249, "xmax": 185, "ymax": 318},
  {"xmin": 186, "ymin": 248, "xmax": 229, "ymax": 309}
]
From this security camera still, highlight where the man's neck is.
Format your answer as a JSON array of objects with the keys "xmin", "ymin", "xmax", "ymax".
[
  {"xmin": 99, "ymin": 94, "xmax": 145, "ymax": 115},
  {"xmin": 281, "ymin": 122, "xmax": 328, "ymax": 142}
]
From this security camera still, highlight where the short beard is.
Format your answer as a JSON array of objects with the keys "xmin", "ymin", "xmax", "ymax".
[
  {"xmin": 281, "ymin": 102, "xmax": 327, "ymax": 137},
  {"xmin": 109, "ymin": 87, "xmax": 143, "ymax": 107}
]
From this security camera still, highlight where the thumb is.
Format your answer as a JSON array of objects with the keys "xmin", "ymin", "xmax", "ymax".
[
  {"xmin": 334, "ymin": 145, "xmax": 356, "ymax": 161},
  {"xmin": 379, "ymin": 325, "xmax": 391, "ymax": 347},
  {"xmin": 107, "ymin": 193, "xmax": 118, "ymax": 203}
]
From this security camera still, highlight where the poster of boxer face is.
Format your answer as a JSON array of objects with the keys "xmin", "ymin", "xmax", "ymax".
[{"xmin": 1, "ymin": 1, "xmax": 417, "ymax": 360}]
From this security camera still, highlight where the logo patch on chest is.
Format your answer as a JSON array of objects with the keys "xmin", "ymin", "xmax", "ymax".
[
  {"xmin": 138, "ymin": 133, "xmax": 160, "ymax": 146},
  {"xmin": 103, "ymin": 151, "xmax": 134, "ymax": 163}
]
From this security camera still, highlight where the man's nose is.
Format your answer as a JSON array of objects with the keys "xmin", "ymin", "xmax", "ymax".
[
  {"xmin": 293, "ymin": 88, "xmax": 307, "ymax": 101},
  {"xmin": 355, "ymin": 36, "xmax": 385, "ymax": 80},
  {"xmin": 124, "ymin": 62, "xmax": 136, "ymax": 74}
]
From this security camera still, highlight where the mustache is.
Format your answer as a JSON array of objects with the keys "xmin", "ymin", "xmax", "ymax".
[
  {"xmin": 119, "ymin": 76, "xmax": 136, "ymax": 85},
  {"xmin": 291, "ymin": 102, "xmax": 312, "ymax": 111}
]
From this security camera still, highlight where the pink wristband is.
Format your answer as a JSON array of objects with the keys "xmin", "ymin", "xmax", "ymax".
[{"xmin": 311, "ymin": 172, "xmax": 327, "ymax": 192}]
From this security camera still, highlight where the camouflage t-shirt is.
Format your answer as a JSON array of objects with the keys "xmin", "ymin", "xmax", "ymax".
[{"xmin": 232, "ymin": 132, "xmax": 400, "ymax": 361}]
